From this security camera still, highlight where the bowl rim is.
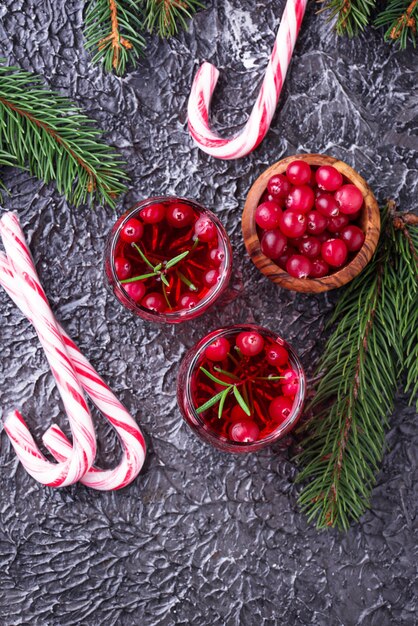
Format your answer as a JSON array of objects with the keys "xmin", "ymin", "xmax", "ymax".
[{"xmin": 242, "ymin": 153, "xmax": 381, "ymax": 293}]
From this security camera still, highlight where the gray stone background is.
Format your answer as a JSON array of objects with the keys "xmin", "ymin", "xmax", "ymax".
[{"xmin": 0, "ymin": 1, "xmax": 417, "ymax": 624}]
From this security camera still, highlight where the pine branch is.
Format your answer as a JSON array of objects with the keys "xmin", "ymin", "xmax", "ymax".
[
  {"xmin": 84, "ymin": 0, "xmax": 146, "ymax": 75},
  {"xmin": 144, "ymin": 0, "xmax": 204, "ymax": 38},
  {"xmin": 296, "ymin": 203, "xmax": 418, "ymax": 530},
  {"xmin": 0, "ymin": 62, "xmax": 128, "ymax": 207},
  {"xmin": 317, "ymin": 0, "xmax": 376, "ymax": 37},
  {"xmin": 374, "ymin": 0, "xmax": 417, "ymax": 48}
]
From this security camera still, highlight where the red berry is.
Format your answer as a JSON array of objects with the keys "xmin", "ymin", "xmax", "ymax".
[
  {"xmin": 114, "ymin": 256, "xmax": 132, "ymax": 280},
  {"xmin": 298, "ymin": 236, "xmax": 321, "ymax": 259},
  {"xmin": 205, "ymin": 337, "xmax": 230, "ymax": 361},
  {"xmin": 166, "ymin": 203, "xmax": 195, "ymax": 228},
  {"xmin": 229, "ymin": 420, "xmax": 260, "ymax": 443},
  {"xmin": 349, "ymin": 209, "xmax": 362, "ymax": 222},
  {"xmin": 123, "ymin": 281, "xmax": 146, "ymax": 303},
  {"xmin": 255, "ymin": 201, "xmax": 282, "ymax": 229},
  {"xmin": 317, "ymin": 231, "xmax": 332, "ymax": 243},
  {"xmin": 179, "ymin": 293, "xmax": 200, "ymax": 309},
  {"xmin": 204, "ymin": 269, "xmax": 220, "ymax": 287},
  {"xmin": 285, "ymin": 185, "xmax": 315, "ymax": 213},
  {"xmin": 260, "ymin": 191, "xmax": 275, "ymax": 204},
  {"xmin": 315, "ymin": 193, "xmax": 339, "ymax": 217},
  {"xmin": 315, "ymin": 165, "xmax": 343, "ymax": 192},
  {"xmin": 286, "ymin": 254, "xmax": 313, "ymax": 279},
  {"xmin": 281, "ymin": 369, "xmax": 299, "ymax": 397},
  {"xmin": 209, "ymin": 248, "xmax": 225, "ymax": 267},
  {"xmin": 194, "ymin": 216, "xmax": 217, "ymax": 242},
  {"xmin": 310, "ymin": 258, "xmax": 329, "ymax": 278},
  {"xmin": 120, "ymin": 218, "xmax": 144, "ymax": 243},
  {"xmin": 260, "ymin": 229, "xmax": 287, "ymax": 260},
  {"xmin": 286, "ymin": 160, "xmax": 311, "ymax": 185},
  {"xmin": 327, "ymin": 214, "xmax": 349, "ymax": 234},
  {"xmin": 266, "ymin": 345, "xmax": 289, "ymax": 367},
  {"xmin": 276, "ymin": 247, "xmax": 296, "ymax": 270},
  {"xmin": 269, "ymin": 396, "xmax": 294, "ymax": 423},
  {"xmin": 141, "ymin": 203, "xmax": 165, "ymax": 224},
  {"xmin": 334, "ymin": 185, "xmax": 363, "ymax": 214},
  {"xmin": 279, "ymin": 211, "xmax": 307, "ymax": 238},
  {"xmin": 307, "ymin": 211, "xmax": 327, "ymax": 235},
  {"xmin": 267, "ymin": 174, "xmax": 290, "ymax": 199},
  {"xmin": 230, "ymin": 405, "xmax": 251, "ymax": 421},
  {"xmin": 236, "ymin": 331, "xmax": 264, "ymax": 356},
  {"xmin": 340, "ymin": 225, "xmax": 365, "ymax": 251},
  {"xmin": 321, "ymin": 239, "xmax": 348, "ymax": 267},
  {"xmin": 141, "ymin": 292, "xmax": 166, "ymax": 312}
]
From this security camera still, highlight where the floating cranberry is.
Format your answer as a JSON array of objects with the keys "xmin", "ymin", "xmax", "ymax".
[
  {"xmin": 120, "ymin": 218, "xmax": 144, "ymax": 243},
  {"xmin": 255, "ymin": 201, "xmax": 282, "ymax": 229},
  {"xmin": 179, "ymin": 294, "xmax": 200, "ymax": 309},
  {"xmin": 267, "ymin": 173, "xmax": 290, "ymax": 199},
  {"xmin": 205, "ymin": 337, "xmax": 230, "ymax": 361},
  {"xmin": 286, "ymin": 254, "xmax": 313, "ymax": 279},
  {"xmin": 315, "ymin": 193, "xmax": 339, "ymax": 217},
  {"xmin": 236, "ymin": 331, "xmax": 264, "ymax": 356},
  {"xmin": 307, "ymin": 211, "xmax": 327, "ymax": 235},
  {"xmin": 194, "ymin": 216, "xmax": 217, "ymax": 241},
  {"xmin": 340, "ymin": 225, "xmax": 365, "ymax": 251},
  {"xmin": 286, "ymin": 160, "xmax": 311, "ymax": 185},
  {"xmin": 123, "ymin": 281, "xmax": 146, "ymax": 303},
  {"xmin": 229, "ymin": 420, "xmax": 260, "ymax": 443},
  {"xmin": 285, "ymin": 185, "xmax": 315, "ymax": 213},
  {"xmin": 298, "ymin": 236, "xmax": 321, "ymax": 259},
  {"xmin": 315, "ymin": 165, "xmax": 343, "ymax": 191},
  {"xmin": 266, "ymin": 345, "xmax": 289, "ymax": 367},
  {"xmin": 282, "ymin": 369, "xmax": 299, "ymax": 397},
  {"xmin": 209, "ymin": 248, "xmax": 225, "ymax": 267},
  {"xmin": 279, "ymin": 211, "xmax": 307, "ymax": 238},
  {"xmin": 327, "ymin": 214, "xmax": 349, "ymax": 234},
  {"xmin": 204, "ymin": 269, "xmax": 220, "ymax": 287},
  {"xmin": 141, "ymin": 203, "xmax": 165, "ymax": 224},
  {"xmin": 334, "ymin": 184, "xmax": 363, "ymax": 214},
  {"xmin": 230, "ymin": 404, "xmax": 251, "ymax": 421},
  {"xmin": 321, "ymin": 239, "xmax": 348, "ymax": 267},
  {"xmin": 269, "ymin": 396, "xmax": 294, "ymax": 422},
  {"xmin": 141, "ymin": 292, "xmax": 166, "ymax": 312},
  {"xmin": 310, "ymin": 258, "xmax": 329, "ymax": 278},
  {"xmin": 260, "ymin": 229, "xmax": 287, "ymax": 259},
  {"xmin": 114, "ymin": 256, "xmax": 132, "ymax": 280},
  {"xmin": 166, "ymin": 203, "xmax": 195, "ymax": 228}
]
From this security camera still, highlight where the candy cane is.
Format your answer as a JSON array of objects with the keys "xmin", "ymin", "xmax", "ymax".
[
  {"xmin": 187, "ymin": 0, "xmax": 307, "ymax": 159},
  {"xmin": 0, "ymin": 212, "xmax": 96, "ymax": 487},
  {"xmin": 0, "ymin": 216, "xmax": 146, "ymax": 490}
]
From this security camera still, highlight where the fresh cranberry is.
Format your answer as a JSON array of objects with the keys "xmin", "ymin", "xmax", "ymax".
[
  {"xmin": 141, "ymin": 292, "xmax": 166, "ymax": 312},
  {"xmin": 315, "ymin": 193, "xmax": 339, "ymax": 217},
  {"xmin": 298, "ymin": 236, "xmax": 321, "ymax": 259},
  {"xmin": 315, "ymin": 165, "xmax": 343, "ymax": 191},
  {"xmin": 267, "ymin": 174, "xmax": 290, "ymax": 199},
  {"xmin": 255, "ymin": 201, "xmax": 282, "ymax": 229},
  {"xmin": 123, "ymin": 281, "xmax": 146, "ymax": 303},
  {"xmin": 282, "ymin": 369, "xmax": 299, "ymax": 397},
  {"xmin": 209, "ymin": 248, "xmax": 225, "ymax": 267},
  {"xmin": 279, "ymin": 211, "xmax": 307, "ymax": 238},
  {"xmin": 205, "ymin": 337, "xmax": 230, "ymax": 361},
  {"xmin": 327, "ymin": 214, "xmax": 349, "ymax": 233},
  {"xmin": 317, "ymin": 231, "xmax": 332, "ymax": 243},
  {"xmin": 321, "ymin": 239, "xmax": 348, "ymax": 267},
  {"xmin": 194, "ymin": 216, "xmax": 217, "ymax": 241},
  {"xmin": 140, "ymin": 203, "xmax": 165, "ymax": 224},
  {"xmin": 236, "ymin": 331, "xmax": 264, "ymax": 356},
  {"xmin": 310, "ymin": 258, "xmax": 329, "ymax": 278},
  {"xmin": 260, "ymin": 229, "xmax": 287, "ymax": 259},
  {"xmin": 307, "ymin": 211, "xmax": 327, "ymax": 235},
  {"xmin": 120, "ymin": 218, "xmax": 144, "ymax": 243},
  {"xmin": 286, "ymin": 254, "xmax": 313, "ymax": 279},
  {"xmin": 340, "ymin": 225, "xmax": 365, "ymax": 251},
  {"xmin": 286, "ymin": 160, "xmax": 311, "ymax": 185},
  {"xmin": 179, "ymin": 294, "xmax": 200, "ymax": 309},
  {"xmin": 114, "ymin": 256, "xmax": 132, "ymax": 280},
  {"xmin": 334, "ymin": 185, "xmax": 363, "ymax": 214},
  {"xmin": 266, "ymin": 345, "xmax": 289, "ymax": 367},
  {"xmin": 229, "ymin": 419, "xmax": 260, "ymax": 443},
  {"xmin": 166, "ymin": 203, "xmax": 195, "ymax": 228},
  {"xmin": 269, "ymin": 396, "xmax": 294, "ymax": 423},
  {"xmin": 204, "ymin": 269, "xmax": 220, "ymax": 287},
  {"xmin": 285, "ymin": 185, "xmax": 315, "ymax": 213},
  {"xmin": 276, "ymin": 247, "xmax": 296, "ymax": 270},
  {"xmin": 260, "ymin": 191, "xmax": 275, "ymax": 204}
]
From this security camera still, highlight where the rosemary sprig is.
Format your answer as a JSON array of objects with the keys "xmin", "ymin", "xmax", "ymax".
[
  {"xmin": 121, "ymin": 244, "xmax": 190, "ymax": 287},
  {"xmin": 195, "ymin": 366, "xmax": 251, "ymax": 416}
]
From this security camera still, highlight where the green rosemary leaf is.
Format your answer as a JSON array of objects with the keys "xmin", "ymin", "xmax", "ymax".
[
  {"xmin": 200, "ymin": 366, "xmax": 231, "ymax": 387},
  {"xmin": 132, "ymin": 243, "xmax": 155, "ymax": 270},
  {"xmin": 213, "ymin": 367, "xmax": 240, "ymax": 380},
  {"xmin": 165, "ymin": 250, "xmax": 189, "ymax": 269},
  {"xmin": 160, "ymin": 274, "xmax": 170, "ymax": 287},
  {"xmin": 120, "ymin": 272, "xmax": 156, "ymax": 283},
  {"xmin": 177, "ymin": 270, "xmax": 197, "ymax": 291},
  {"xmin": 233, "ymin": 386, "xmax": 251, "ymax": 416},
  {"xmin": 196, "ymin": 388, "xmax": 231, "ymax": 414},
  {"xmin": 218, "ymin": 387, "xmax": 230, "ymax": 420}
]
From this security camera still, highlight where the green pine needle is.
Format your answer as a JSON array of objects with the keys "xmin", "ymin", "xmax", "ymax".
[
  {"xmin": 296, "ymin": 203, "xmax": 418, "ymax": 530},
  {"xmin": 0, "ymin": 61, "xmax": 128, "ymax": 207},
  {"xmin": 317, "ymin": 0, "xmax": 376, "ymax": 37},
  {"xmin": 374, "ymin": 0, "xmax": 417, "ymax": 48},
  {"xmin": 144, "ymin": 0, "xmax": 205, "ymax": 38}
]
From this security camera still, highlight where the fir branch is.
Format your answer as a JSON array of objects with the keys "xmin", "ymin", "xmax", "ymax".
[
  {"xmin": 144, "ymin": 0, "xmax": 204, "ymax": 38},
  {"xmin": 84, "ymin": 0, "xmax": 146, "ymax": 75},
  {"xmin": 374, "ymin": 0, "xmax": 417, "ymax": 48},
  {"xmin": 296, "ymin": 203, "xmax": 418, "ymax": 530},
  {"xmin": 0, "ymin": 62, "xmax": 128, "ymax": 207},
  {"xmin": 317, "ymin": 0, "xmax": 376, "ymax": 37}
]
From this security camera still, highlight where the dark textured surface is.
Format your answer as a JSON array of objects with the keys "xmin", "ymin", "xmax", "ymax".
[{"xmin": 0, "ymin": 1, "xmax": 417, "ymax": 625}]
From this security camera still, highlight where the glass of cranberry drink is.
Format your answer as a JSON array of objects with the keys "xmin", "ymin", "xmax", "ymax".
[
  {"xmin": 177, "ymin": 325, "xmax": 306, "ymax": 453},
  {"xmin": 105, "ymin": 197, "xmax": 232, "ymax": 323}
]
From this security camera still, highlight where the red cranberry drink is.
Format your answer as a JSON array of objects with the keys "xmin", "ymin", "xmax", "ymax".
[
  {"xmin": 105, "ymin": 197, "xmax": 232, "ymax": 323},
  {"xmin": 256, "ymin": 160, "xmax": 365, "ymax": 279},
  {"xmin": 177, "ymin": 325, "xmax": 306, "ymax": 453}
]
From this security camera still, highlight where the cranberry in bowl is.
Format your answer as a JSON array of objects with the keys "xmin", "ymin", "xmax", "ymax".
[
  {"xmin": 177, "ymin": 325, "xmax": 306, "ymax": 453},
  {"xmin": 105, "ymin": 197, "xmax": 232, "ymax": 323}
]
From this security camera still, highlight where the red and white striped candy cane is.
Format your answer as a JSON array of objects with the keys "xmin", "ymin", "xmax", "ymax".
[
  {"xmin": 187, "ymin": 0, "xmax": 307, "ymax": 160},
  {"xmin": 0, "ymin": 217, "xmax": 146, "ymax": 490},
  {"xmin": 0, "ymin": 212, "xmax": 96, "ymax": 487}
]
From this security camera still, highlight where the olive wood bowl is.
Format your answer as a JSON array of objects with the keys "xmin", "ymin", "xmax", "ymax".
[{"xmin": 242, "ymin": 154, "xmax": 380, "ymax": 293}]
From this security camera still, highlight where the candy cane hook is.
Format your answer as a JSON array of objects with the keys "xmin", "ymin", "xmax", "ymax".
[{"xmin": 187, "ymin": 0, "xmax": 307, "ymax": 160}]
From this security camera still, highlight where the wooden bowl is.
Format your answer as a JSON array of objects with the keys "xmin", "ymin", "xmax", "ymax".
[{"xmin": 242, "ymin": 154, "xmax": 380, "ymax": 293}]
